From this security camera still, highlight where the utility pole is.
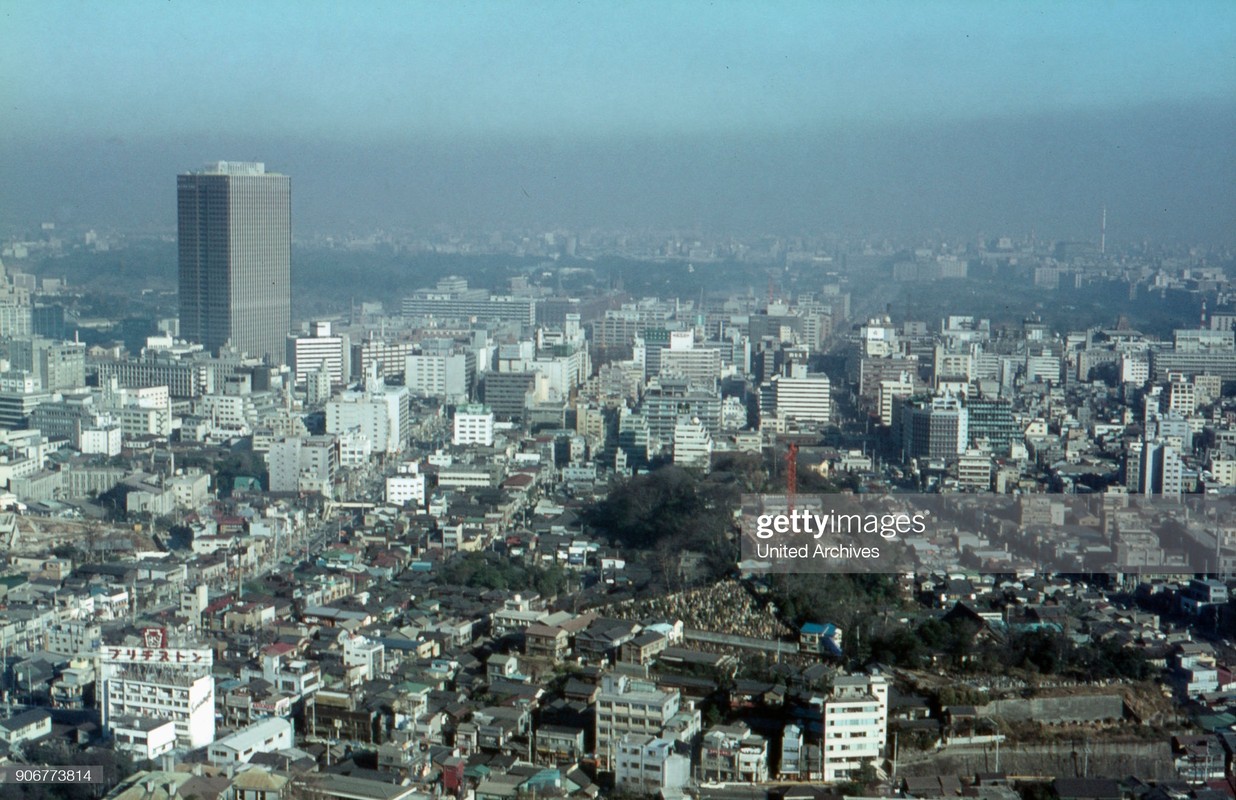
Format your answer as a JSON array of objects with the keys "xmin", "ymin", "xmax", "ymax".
[{"xmin": 891, "ymin": 730, "xmax": 898, "ymax": 787}]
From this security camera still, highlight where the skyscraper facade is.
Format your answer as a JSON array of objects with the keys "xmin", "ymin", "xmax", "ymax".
[{"xmin": 178, "ymin": 161, "xmax": 290, "ymax": 365}]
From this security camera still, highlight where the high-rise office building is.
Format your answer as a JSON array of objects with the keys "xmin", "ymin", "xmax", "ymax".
[
  {"xmin": 901, "ymin": 393, "xmax": 968, "ymax": 462},
  {"xmin": 178, "ymin": 161, "xmax": 291, "ymax": 365}
]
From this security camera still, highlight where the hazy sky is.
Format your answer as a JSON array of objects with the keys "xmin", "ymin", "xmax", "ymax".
[{"xmin": 2, "ymin": 1, "xmax": 1234, "ymax": 242}]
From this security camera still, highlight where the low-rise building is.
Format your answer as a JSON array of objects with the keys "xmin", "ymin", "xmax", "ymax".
[
  {"xmin": 111, "ymin": 714, "xmax": 177, "ymax": 760},
  {"xmin": 207, "ymin": 717, "xmax": 295, "ymax": 766},
  {"xmin": 614, "ymin": 734, "xmax": 691, "ymax": 795},
  {"xmin": 701, "ymin": 722, "xmax": 769, "ymax": 783},
  {"xmin": 0, "ymin": 708, "xmax": 52, "ymax": 747}
]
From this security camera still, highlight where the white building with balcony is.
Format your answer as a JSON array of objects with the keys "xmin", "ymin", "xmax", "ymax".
[
  {"xmin": 595, "ymin": 673, "xmax": 681, "ymax": 769},
  {"xmin": 385, "ymin": 461, "xmax": 425, "ymax": 508},
  {"xmin": 614, "ymin": 734, "xmax": 690, "ymax": 795},
  {"xmin": 101, "ymin": 664, "xmax": 215, "ymax": 750},
  {"xmin": 822, "ymin": 673, "xmax": 888, "ymax": 782},
  {"xmin": 453, "ymin": 403, "xmax": 495, "ymax": 447}
]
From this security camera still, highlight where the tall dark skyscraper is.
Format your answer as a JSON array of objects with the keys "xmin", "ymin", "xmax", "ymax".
[{"xmin": 177, "ymin": 161, "xmax": 291, "ymax": 365}]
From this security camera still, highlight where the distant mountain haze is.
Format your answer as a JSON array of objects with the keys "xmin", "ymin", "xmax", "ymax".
[{"xmin": 3, "ymin": 101, "xmax": 1231, "ymax": 245}]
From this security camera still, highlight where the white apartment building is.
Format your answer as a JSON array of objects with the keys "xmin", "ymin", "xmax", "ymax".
[
  {"xmin": 772, "ymin": 372, "xmax": 832, "ymax": 424},
  {"xmin": 660, "ymin": 346, "xmax": 722, "ymax": 388},
  {"xmin": 168, "ymin": 470, "xmax": 211, "ymax": 509},
  {"xmin": 614, "ymin": 734, "xmax": 690, "ymax": 795},
  {"xmin": 357, "ymin": 338, "xmax": 416, "ymax": 381},
  {"xmin": 1167, "ymin": 377, "xmax": 1196, "ymax": 416},
  {"xmin": 595, "ymin": 673, "xmax": 682, "ymax": 769},
  {"xmin": 307, "ymin": 365, "xmax": 332, "ymax": 406},
  {"xmin": 336, "ymin": 429, "xmax": 373, "ymax": 467},
  {"xmin": 405, "ymin": 352, "xmax": 470, "ymax": 402},
  {"xmin": 267, "ymin": 435, "xmax": 339, "ymax": 496},
  {"xmin": 860, "ymin": 318, "xmax": 899, "ymax": 358},
  {"xmin": 822, "ymin": 673, "xmax": 888, "ymax": 783},
  {"xmin": 956, "ymin": 450, "xmax": 993, "ymax": 490},
  {"xmin": 79, "ymin": 425, "xmax": 122, "ymax": 456},
  {"xmin": 342, "ymin": 632, "xmax": 385, "ymax": 683},
  {"xmin": 181, "ymin": 584, "xmax": 209, "ymax": 621},
  {"xmin": 198, "ymin": 393, "xmax": 259, "ymax": 435},
  {"xmin": 933, "ymin": 346, "xmax": 974, "ymax": 382},
  {"xmin": 45, "ymin": 621, "xmax": 101, "ymax": 657},
  {"xmin": 326, "ymin": 375, "xmax": 409, "ymax": 455},
  {"xmin": 1210, "ymin": 456, "xmax": 1236, "ymax": 487},
  {"xmin": 1121, "ymin": 353, "xmax": 1150, "ymax": 384},
  {"xmin": 111, "ymin": 404, "xmax": 174, "ymax": 438},
  {"xmin": 453, "ymin": 404, "xmax": 496, "ymax": 446},
  {"xmin": 101, "ymin": 662, "xmax": 216, "ymax": 750},
  {"xmin": 672, "ymin": 416, "xmax": 712, "ymax": 470},
  {"xmin": 385, "ymin": 461, "xmax": 425, "ymax": 508},
  {"xmin": 0, "ymin": 709, "xmax": 52, "ymax": 747},
  {"xmin": 1024, "ymin": 353, "xmax": 1062, "ymax": 384},
  {"xmin": 878, "ymin": 372, "xmax": 915, "ymax": 427},
  {"xmin": 1127, "ymin": 438, "xmax": 1183, "ymax": 498},
  {"xmin": 244, "ymin": 649, "xmax": 322, "ymax": 703},
  {"xmin": 0, "ymin": 429, "xmax": 47, "ymax": 488},
  {"xmin": 102, "ymin": 383, "xmax": 174, "ymax": 438},
  {"xmin": 288, "ymin": 321, "xmax": 347, "ymax": 386},
  {"xmin": 531, "ymin": 351, "xmax": 590, "ymax": 398}
]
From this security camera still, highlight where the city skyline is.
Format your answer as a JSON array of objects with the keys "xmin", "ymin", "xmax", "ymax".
[{"xmin": 3, "ymin": 4, "xmax": 1236, "ymax": 793}]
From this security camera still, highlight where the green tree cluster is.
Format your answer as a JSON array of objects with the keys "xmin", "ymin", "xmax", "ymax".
[
  {"xmin": 767, "ymin": 573, "xmax": 904, "ymax": 632},
  {"xmin": 867, "ymin": 618, "xmax": 1151, "ymax": 680},
  {"xmin": 13, "ymin": 740, "xmax": 135, "ymax": 800},
  {"xmin": 584, "ymin": 466, "xmax": 740, "ymax": 579},
  {"xmin": 441, "ymin": 552, "xmax": 568, "ymax": 598}
]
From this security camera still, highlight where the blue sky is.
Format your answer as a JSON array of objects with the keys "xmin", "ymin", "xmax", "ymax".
[{"xmin": 4, "ymin": 0, "xmax": 1234, "ymax": 140}]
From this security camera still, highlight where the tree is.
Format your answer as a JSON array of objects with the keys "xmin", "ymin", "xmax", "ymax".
[
  {"xmin": 867, "ymin": 627, "xmax": 924, "ymax": 667},
  {"xmin": 838, "ymin": 759, "xmax": 881, "ymax": 796},
  {"xmin": 19, "ymin": 740, "xmax": 135, "ymax": 800},
  {"xmin": 583, "ymin": 465, "xmax": 739, "ymax": 584},
  {"xmin": 767, "ymin": 573, "xmax": 903, "ymax": 631},
  {"xmin": 95, "ymin": 484, "xmax": 133, "ymax": 522},
  {"xmin": 440, "ymin": 551, "xmax": 566, "ymax": 596},
  {"xmin": 710, "ymin": 451, "xmax": 770, "ymax": 492},
  {"xmin": 213, "ymin": 450, "xmax": 269, "ymax": 497}
]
